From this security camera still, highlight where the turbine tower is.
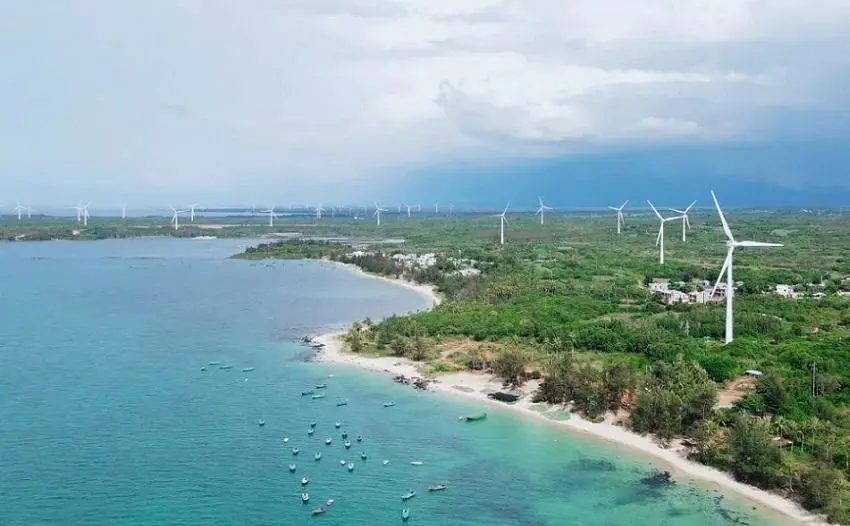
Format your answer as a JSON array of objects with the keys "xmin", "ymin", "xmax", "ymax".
[
  {"xmin": 405, "ymin": 204, "xmax": 413, "ymax": 217},
  {"xmin": 315, "ymin": 204, "xmax": 325, "ymax": 219},
  {"xmin": 261, "ymin": 205, "xmax": 277, "ymax": 227},
  {"xmin": 608, "ymin": 200, "xmax": 629, "ymax": 234},
  {"xmin": 81, "ymin": 203, "xmax": 90, "ymax": 226},
  {"xmin": 668, "ymin": 201, "xmax": 697, "ymax": 241},
  {"xmin": 189, "ymin": 204, "xmax": 199, "ymax": 222},
  {"xmin": 374, "ymin": 203, "xmax": 387, "ymax": 226},
  {"xmin": 496, "ymin": 203, "xmax": 510, "ymax": 245},
  {"xmin": 647, "ymin": 201, "xmax": 683, "ymax": 265},
  {"xmin": 170, "ymin": 207, "xmax": 187, "ymax": 231},
  {"xmin": 710, "ymin": 191, "xmax": 783, "ymax": 344},
  {"xmin": 72, "ymin": 203, "xmax": 84, "ymax": 222},
  {"xmin": 435, "ymin": 202, "xmax": 439, "ymax": 214},
  {"xmin": 535, "ymin": 196, "xmax": 553, "ymax": 225},
  {"xmin": 14, "ymin": 201, "xmax": 27, "ymax": 221},
  {"xmin": 121, "ymin": 204, "xmax": 127, "ymax": 220}
]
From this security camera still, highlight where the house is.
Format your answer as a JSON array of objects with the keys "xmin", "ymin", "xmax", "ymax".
[
  {"xmin": 661, "ymin": 290, "xmax": 690, "ymax": 304},
  {"xmin": 774, "ymin": 284, "xmax": 802, "ymax": 299},
  {"xmin": 838, "ymin": 290, "xmax": 850, "ymax": 298},
  {"xmin": 689, "ymin": 290, "xmax": 714, "ymax": 304},
  {"xmin": 649, "ymin": 282, "xmax": 670, "ymax": 293}
]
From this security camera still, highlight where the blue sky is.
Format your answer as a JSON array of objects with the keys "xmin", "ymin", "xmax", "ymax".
[{"xmin": 1, "ymin": 1, "xmax": 850, "ymax": 208}]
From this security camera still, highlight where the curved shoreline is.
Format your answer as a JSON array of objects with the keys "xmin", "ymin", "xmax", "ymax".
[{"xmin": 312, "ymin": 264, "xmax": 827, "ymax": 526}]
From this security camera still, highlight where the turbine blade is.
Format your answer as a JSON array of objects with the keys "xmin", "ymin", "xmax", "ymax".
[
  {"xmin": 685, "ymin": 215, "xmax": 691, "ymax": 230},
  {"xmin": 711, "ymin": 249, "xmax": 733, "ymax": 297},
  {"xmin": 738, "ymin": 241, "xmax": 783, "ymax": 247},
  {"xmin": 608, "ymin": 206, "xmax": 619, "ymax": 211},
  {"xmin": 647, "ymin": 200, "xmax": 662, "ymax": 219},
  {"xmin": 655, "ymin": 228, "xmax": 662, "ymax": 246},
  {"xmin": 621, "ymin": 200, "xmax": 629, "ymax": 209},
  {"xmin": 685, "ymin": 200, "xmax": 697, "ymax": 213},
  {"xmin": 710, "ymin": 190, "xmax": 735, "ymax": 241}
]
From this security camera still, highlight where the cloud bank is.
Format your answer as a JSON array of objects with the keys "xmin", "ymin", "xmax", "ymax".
[{"xmin": 1, "ymin": 0, "xmax": 848, "ymax": 204}]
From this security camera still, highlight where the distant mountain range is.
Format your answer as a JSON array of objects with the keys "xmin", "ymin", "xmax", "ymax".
[{"xmin": 398, "ymin": 140, "xmax": 850, "ymax": 208}]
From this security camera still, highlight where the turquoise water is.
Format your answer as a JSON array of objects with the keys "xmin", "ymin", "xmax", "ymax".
[{"xmin": 0, "ymin": 239, "xmax": 784, "ymax": 525}]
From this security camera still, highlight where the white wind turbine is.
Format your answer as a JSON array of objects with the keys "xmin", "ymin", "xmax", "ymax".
[
  {"xmin": 710, "ymin": 191, "xmax": 783, "ymax": 344},
  {"xmin": 647, "ymin": 201, "xmax": 683, "ymax": 265},
  {"xmin": 435, "ymin": 202, "xmax": 439, "ymax": 214},
  {"xmin": 374, "ymin": 203, "xmax": 387, "ymax": 226},
  {"xmin": 81, "ymin": 203, "xmax": 90, "ymax": 226},
  {"xmin": 14, "ymin": 201, "xmax": 27, "ymax": 221},
  {"xmin": 608, "ymin": 200, "xmax": 629, "ymax": 234},
  {"xmin": 121, "ymin": 204, "xmax": 127, "ymax": 220},
  {"xmin": 170, "ymin": 207, "xmax": 187, "ymax": 230},
  {"xmin": 261, "ymin": 205, "xmax": 277, "ymax": 227},
  {"xmin": 189, "ymin": 204, "xmax": 199, "ymax": 222},
  {"xmin": 315, "ymin": 203, "xmax": 325, "ymax": 219},
  {"xmin": 535, "ymin": 196, "xmax": 553, "ymax": 225},
  {"xmin": 496, "ymin": 202, "xmax": 510, "ymax": 245},
  {"xmin": 405, "ymin": 204, "xmax": 413, "ymax": 217},
  {"xmin": 668, "ymin": 201, "xmax": 697, "ymax": 242}
]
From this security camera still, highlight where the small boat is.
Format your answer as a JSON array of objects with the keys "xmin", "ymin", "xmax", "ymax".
[
  {"xmin": 242, "ymin": 367, "xmax": 255, "ymax": 372},
  {"xmin": 292, "ymin": 448, "xmax": 300, "ymax": 455},
  {"xmin": 308, "ymin": 428, "xmax": 315, "ymax": 436},
  {"xmin": 402, "ymin": 508, "xmax": 410, "ymax": 522},
  {"xmin": 356, "ymin": 435, "xmax": 363, "ymax": 442},
  {"xmin": 347, "ymin": 463, "xmax": 354, "ymax": 472},
  {"xmin": 257, "ymin": 419, "xmax": 265, "ymax": 427},
  {"xmin": 301, "ymin": 390, "xmax": 314, "ymax": 397},
  {"xmin": 208, "ymin": 361, "xmax": 221, "ymax": 366},
  {"xmin": 312, "ymin": 507, "xmax": 326, "ymax": 515},
  {"xmin": 460, "ymin": 412, "xmax": 487, "ymax": 422},
  {"xmin": 428, "ymin": 484, "xmax": 447, "ymax": 492},
  {"xmin": 383, "ymin": 460, "xmax": 390, "ymax": 465},
  {"xmin": 282, "ymin": 437, "xmax": 290, "ymax": 443},
  {"xmin": 301, "ymin": 492, "xmax": 309, "ymax": 503},
  {"xmin": 310, "ymin": 422, "xmax": 317, "ymax": 428},
  {"xmin": 315, "ymin": 383, "xmax": 328, "ymax": 389},
  {"xmin": 344, "ymin": 441, "xmax": 351, "ymax": 449},
  {"xmin": 383, "ymin": 401, "xmax": 396, "ymax": 408},
  {"xmin": 341, "ymin": 432, "xmax": 348, "ymax": 439},
  {"xmin": 335, "ymin": 422, "xmax": 341, "ymax": 428},
  {"xmin": 410, "ymin": 461, "xmax": 423, "ymax": 466},
  {"xmin": 325, "ymin": 499, "xmax": 334, "ymax": 507},
  {"xmin": 325, "ymin": 438, "xmax": 332, "ymax": 445},
  {"xmin": 401, "ymin": 490, "xmax": 416, "ymax": 501},
  {"xmin": 301, "ymin": 476, "xmax": 309, "ymax": 486},
  {"xmin": 339, "ymin": 460, "xmax": 347, "ymax": 466},
  {"xmin": 289, "ymin": 464, "xmax": 297, "ymax": 472},
  {"xmin": 360, "ymin": 452, "xmax": 367, "ymax": 460},
  {"xmin": 219, "ymin": 365, "xmax": 233, "ymax": 370},
  {"xmin": 314, "ymin": 452, "xmax": 322, "ymax": 461},
  {"xmin": 200, "ymin": 367, "xmax": 206, "ymax": 371},
  {"xmin": 312, "ymin": 394, "xmax": 326, "ymax": 400},
  {"xmin": 336, "ymin": 400, "xmax": 348, "ymax": 407}
]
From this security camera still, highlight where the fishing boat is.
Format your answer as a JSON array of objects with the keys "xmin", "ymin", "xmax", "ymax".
[
  {"xmin": 200, "ymin": 366, "xmax": 206, "ymax": 371},
  {"xmin": 402, "ymin": 508, "xmax": 410, "ymax": 522},
  {"xmin": 334, "ymin": 422, "xmax": 341, "ymax": 428},
  {"xmin": 301, "ymin": 492, "xmax": 309, "ymax": 503},
  {"xmin": 336, "ymin": 400, "xmax": 348, "ymax": 407},
  {"xmin": 292, "ymin": 448, "xmax": 300, "ymax": 455},
  {"xmin": 312, "ymin": 507, "xmax": 326, "ymax": 515},
  {"xmin": 282, "ymin": 437, "xmax": 290, "ymax": 443},
  {"xmin": 308, "ymin": 428, "xmax": 315, "ymax": 436},
  {"xmin": 339, "ymin": 460, "xmax": 347, "ymax": 466},
  {"xmin": 341, "ymin": 432, "xmax": 348, "ymax": 439},
  {"xmin": 289, "ymin": 464, "xmax": 297, "ymax": 472},
  {"xmin": 401, "ymin": 490, "xmax": 416, "ymax": 501},
  {"xmin": 383, "ymin": 401, "xmax": 396, "ymax": 408},
  {"xmin": 344, "ymin": 441, "xmax": 351, "ymax": 449},
  {"xmin": 301, "ymin": 390, "xmax": 314, "ymax": 397},
  {"xmin": 383, "ymin": 460, "xmax": 390, "ymax": 465},
  {"xmin": 428, "ymin": 484, "xmax": 448, "ymax": 492},
  {"xmin": 311, "ymin": 394, "xmax": 326, "ymax": 400},
  {"xmin": 315, "ymin": 383, "xmax": 328, "ymax": 389},
  {"xmin": 301, "ymin": 476, "xmax": 309, "ymax": 486},
  {"xmin": 314, "ymin": 452, "xmax": 322, "ymax": 461},
  {"xmin": 459, "ymin": 412, "xmax": 487, "ymax": 422},
  {"xmin": 410, "ymin": 461, "xmax": 423, "ymax": 466},
  {"xmin": 325, "ymin": 438, "xmax": 332, "ymax": 445},
  {"xmin": 208, "ymin": 361, "xmax": 221, "ymax": 366},
  {"xmin": 360, "ymin": 452, "xmax": 367, "ymax": 460},
  {"xmin": 219, "ymin": 365, "xmax": 233, "ymax": 370},
  {"xmin": 347, "ymin": 463, "xmax": 354, "ymax": 472},
  {"xmin": 356, "ymin": 435, "xmax": 363, "ymax": 442},
  {"xmin": 242, "ymin": 367, "xmax": 255, "ymax": 372},
  {"xmin": 325, "ymin": 498, "xmax": 334, "ymax": 507},
  {"xmin": 257, "ymin": 419, "xmax": 265, "ymax": 427},
  {"xmin": 310, "ymin": 422, "xmax": 317, "ymax": 428}
]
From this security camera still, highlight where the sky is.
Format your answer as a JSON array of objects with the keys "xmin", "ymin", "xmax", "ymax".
[{"xmin": 1, "ymin": 0, "xmax": 850, "ymax": 208}]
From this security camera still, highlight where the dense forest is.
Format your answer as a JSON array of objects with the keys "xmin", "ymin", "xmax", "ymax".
[{"xmin": 247, "ymin": 212, "xmax": 850, "ymax": 522}]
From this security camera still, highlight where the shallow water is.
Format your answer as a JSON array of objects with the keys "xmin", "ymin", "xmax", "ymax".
[{"xmin": 0, "ymin": 238, "xmax": 784, "ymax": 525}]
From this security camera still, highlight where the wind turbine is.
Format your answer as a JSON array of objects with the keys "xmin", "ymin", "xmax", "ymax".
[
  {"xmin": 189, "ymin": 204, "xmax": 199, "ymax": 222},
  {"xmin": 81, "ymin": 203, "xmax": 90, "ymax": 226},
  {"xmin": 608, "ymin": 200, "xmax": 629, "ymax": 234},
  {"xmin": 435, "ymin": 202, "xmax": 439, "ymax": 214},
  {"xmin": 314, "ymin": 203, "xmax": 325, "ymax": 219},
  {"xmin": 710, "ymin": 191, "xmax": 783, "ymax": 344},
  {"xmin": 496, "ymin": 203, "xmax": 510, "ymax": 245},
  {"xmin": 374, "ymin": 203, "xmax": 387, "ymax": 225},
  {"xmin": 647, "ymin": 201, "xmax": 683, "ymax": 265},
  {"xmin": 535, "ymin": 196, "xmax": 553, "ymax": 225},
  {"xmin": 668, "ymin": 201, "xmax": 697, "ymax": 241},
  {"xmin": 121, "ymin": 204, "xmax": 127, "ymax": 220},
  {"xmin": 14, "ymin": 201, "xmax": 27, "ymax": 221},
  {"xmin": 405, "ymin": 204, "xmax": 413, "ymax": 217},
  {"xmin": 261, "ymin": 205, "xmax": 277, "ymax": 227},
  {"xmin": 72, "ymin": 203, "xmax": 84, "ymax": 222},
  {"xmin": 170, "ymin": 207, "xmax": 187, "ymax": 231}
]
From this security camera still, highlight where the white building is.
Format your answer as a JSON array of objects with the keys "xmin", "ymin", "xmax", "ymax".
[{"xmin": 775, "ymin": 284, "xmax": 801, "ymax": 299}]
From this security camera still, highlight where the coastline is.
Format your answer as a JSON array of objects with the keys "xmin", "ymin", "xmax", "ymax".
[{"xmin": 312, "ymin": 264, "xmax": 828, "ymax": 526}]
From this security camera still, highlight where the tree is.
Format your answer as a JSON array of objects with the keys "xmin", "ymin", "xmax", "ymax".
[
  {"xmin": 390, "ymin": 336, "xmax": 408, "ymax": 357},
  {"xmin": 728, "ymin": 413, "xmax": 782, "ymax": 487},
  {"xmin": 409, "ymin": 333, "xmax": 428, "ymax": 361},
  {"xmin": 347, "ymin": 329, "xmax": 363, "ymax": 353},
  {"xmin": 756, "ymin": 372, "xmax": 789, "ymax": 415},
  {"xmin": 800, "ymin": 464, "xmax": 842, "ymax": 510},
  {"xmin": 603, "ymin": 362, "xmax": 637, "ymax": 411},
  {"xmin": 493, "ymin": 348, "xmax": 527, "ymax": 387}
]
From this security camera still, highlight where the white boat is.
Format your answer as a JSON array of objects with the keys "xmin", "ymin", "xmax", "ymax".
[
  {"xmin": 344, "ymin": 441, "xmax": 351, "ymax": 449},
  {"xmin": 301, "ymin": 492, "xmax": 309, "ymax": 503},
  {"xmin": 410, "ymin": 461, "xmax": 423, "ymax": 466},
  {"xmin": 282, "ymin": 437, "xmax": 289, "ymax": 443},
  {"xmin": 335, "ymin": 422, "xmax": 341, "ymax": 428},
  {"xmin": 288, "ymin": 464, "xmax": 296, "ymax": 472},
  {"xmin": 314, "ymin": 452, "xmax": 322, "ymax": 461},
  {"xmin": 242, "ymin": 367, "xmax": 255, "ymax": 372},
  {"xmin": 292, "ymin": 448, "xmax": 300, "ymax": 455},
  {"xmin": 257, "ymin": 419, "xmax": 265, "ymax": 427},
  {"xmin": 301, "ymin": 476, "xmax": 309, "ymax": 486},
  {"xmin": 325, "ymin": 438, "xmax": 332, "ymax": 445},
  {"xmin": 339, "ymin": 460, "xmax": 347, "ymax": 466},
  {"xmin": 307, "ymin": 429, "xmax": 314, "ymax": 436},
  {"xmin": 347, "ymin": 463, "xmax": 354, "ymax": 472},
  {"xmin": 383, "ymin": 460, "xmax": 390, "ymax": 465}
]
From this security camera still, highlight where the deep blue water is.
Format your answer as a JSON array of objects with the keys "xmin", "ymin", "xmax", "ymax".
[{"xmin": 0, "ymin": 238, "xmax": 787, "ymax": 525}]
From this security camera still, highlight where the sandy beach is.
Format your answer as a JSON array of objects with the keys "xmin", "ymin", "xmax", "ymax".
[{"xmin": 312, "ymin": 266, "xmax": 828, "ymax": 526}]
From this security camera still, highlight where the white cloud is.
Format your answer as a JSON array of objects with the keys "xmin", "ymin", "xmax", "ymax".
[{"xmin": 0, "ymin": 0, "xmax": 848, "ymax": 204}]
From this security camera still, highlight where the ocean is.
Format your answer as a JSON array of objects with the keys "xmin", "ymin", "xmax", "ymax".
[{"xmin": 0, "ymin": 238, "xmax": 785, "ymax": 525}]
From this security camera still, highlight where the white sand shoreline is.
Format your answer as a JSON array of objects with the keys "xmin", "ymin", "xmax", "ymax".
[{"xmin": 311, "ymin": 263, "xmax": 827, "ymax": 526}]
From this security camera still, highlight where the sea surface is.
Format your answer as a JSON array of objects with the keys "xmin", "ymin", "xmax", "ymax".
[{"xmin": 0, "ymin": 238, "xmax": 785, "ymax": 526}]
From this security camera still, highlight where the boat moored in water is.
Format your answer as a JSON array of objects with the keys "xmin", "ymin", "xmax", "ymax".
[
  {"xmin": 302, "ymin": 492, "xmax": 309, "ymax": 503},
  {"xmin": 242, "ymin": 367, "xmax": 255, "ymax": 372},
  {"xmin": 347, "ymin": 463, "xmax": 354, "ymax": 472},
  {"xmin": 335, "ymin": 422, "xmax": 341, "ymax": 428},
  {"xmin": 428, "ymin": 484, "xmax": 448, "ymax": 492},
  {"xmin": 312, "ymin": 507, "xmax": 326, "ymax": 515},
  {"xmin": 282, "ymin": 437, "xmax": 289, "ymax": 443},
  {"xmin": 459, "ymin": 412, "xmax": 487, "ymax": 422},
  {"xmin": 257, "ymin": 419, "xmax": 265, "ymax": 427},
  {"xmin": 383, "ymin": 401, "xmax": 396, "ymax": 408},
  {"xmin": 289, "ymin": 464, "xmax": 297, "ymax": 472},
  {"xmin": 314, "ymin": 452, "xmax": 322, "ymax": 461},
  {"xmin": 292, "ymin": 448, "xmax": 300, "ymax": 455},
  {"xmin": 325, "ymin": 498, "xmax": 334, "ymax": 507},
  {"xmin": 410, "ymin": 461, "xmax": 423, "ymax": 466},
  {"xmin": 311, "ymin": 394, "xmax": 326, "ymax": 400},
  {"xmin": 360, "ymin": 452, "xmax": 367, "ymax": 460},
  {"xmin": 219, "ymin": 365, "xmax": 233, "ymax": 370},
  {"xmin": 356, "ymin": 435, "xmax": 363, "ymax": 442},
  {"xmin": 310, "ymin": 422, "xmax": 317, "ymax": 428},
  {"xmin": 336, "ymin": 400, "xmax": 348, "ymax": 406},
  {"xmin": 308, "ymin": 428, "xmax": 315, "ymax": 436},
  {"xmin": 315, "ymin": 383, "xmax": 328, "ymax": 389},
  {"xmin": 301, "ymin": 390, "xmax": 314, "ymax": 397},
  {"xmin": 325, "ymin": 438, "xmax": 332, "ymax": 445},
  {"xmin": 301, "ymin": 476, "xmax": 309, "ymax": 486},
  {"xmin": 402, "ymin": 508, "xmax": 410, "ymax": 522},
  {"xmin": 344, "ymin": 441, "xmax": 351, "ymax": 449},
  {"xmin": 401, "ymin": 490, "xmax": 416, "ymax": 501}
]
